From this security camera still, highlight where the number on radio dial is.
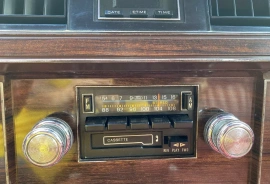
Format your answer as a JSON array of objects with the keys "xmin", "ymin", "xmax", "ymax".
[
  {"xmin": 154, "ymin": 107, "xmax": 163, "ymax": 111},
  {"xmin": 117, "ymin": 108, "xmax": 124, "ymax": 112},
  {"xmin": 129, "ymin": 107, "xmax": 137, "ymax": 112},
  {"xmin": 162, "ymin": 95, "xmax": 167, "ymax": 100},
  {"xmin": 102, "ymin": 108, "xmax": 110, "ymax": 112},
  {"xmin": 168, "ymin": 106, "xmax": 177, "ymax": 111},
  {"xmin": 140, "ymin": 107, "xmax": 150, "ymax": 112}
]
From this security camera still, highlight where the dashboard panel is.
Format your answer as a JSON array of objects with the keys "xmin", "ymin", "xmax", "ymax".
[
  {"xmin": 11, "ymin": 76, "xmax": 254, "ymax": 183},
  {"xmin": 1, "ymin": 0, "xmax": 270, "ymax": 183}
]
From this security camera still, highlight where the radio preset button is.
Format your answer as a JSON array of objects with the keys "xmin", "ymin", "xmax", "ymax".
[
  {"xmin": 150, "ymin": 116, "xmax": 171, "ymax": 129},
  {"xmin": 130, "ymin": 10, "xmax": 148, "ymax": 18},
  {"xmin": 105, "ymin": 10, "xmax": 123, "ymax": 17},
  {"xmin": 169, "ymin": 115, "xmax": 193, "ymax": 128},
  {"xmin": 85, "ymin": 117, "xmax": 107, "ymax": 131},
  {"xmin": 154, "ymin": 10, "xmax": 173, "ymax": 18},
  {"xmin": 129, "ymin": 116, "xmax": 149, "ymax": 129},
  {"xmin": 108, "ymin": 116, "xmax": 127, "ymax": 130}
]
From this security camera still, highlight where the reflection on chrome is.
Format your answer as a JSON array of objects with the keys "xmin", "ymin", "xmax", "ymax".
[
  {"xmin": 23, "ymin": 116, "xmax": 73, "ymax": 167},
  {"xmin": 204, "ymin": 112, "xmax": 254, "ymax": 158}
]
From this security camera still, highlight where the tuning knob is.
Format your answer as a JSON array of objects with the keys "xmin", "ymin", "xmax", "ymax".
[
  {"xmin": 23, "ymin": 115, "xmax": 73, "ymax": 167},
  {"xmin": 204, "ymin": 112, "xmax": 254, "ymax": 158}
]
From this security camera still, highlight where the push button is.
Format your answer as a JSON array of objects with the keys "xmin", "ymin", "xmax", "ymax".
[
  {"xmin": 169, "ymin": 136, "xmax": 190, "ymax": 153},
  {"xmin": 182, "ymin": 92, "xmax": 194, "ymax": 110},
  {"xmin": 169, "ymin": 136, "xmax": 188, "ymax": 148},
  {"xmin": 130, "ymin": 10, "xmax": 148, "ymax": 18},
  {"xmin": 85, "ymin": 117, "xmax": 107, "ymax": 131},
  {"xmin": 83, "ymin": 95, "xmax": 93, "ymax": 113},
  {"xmin": 150, "ymin": 116, "xmax": 171, "ymax": 129},
  {"xmin": 108, "ymin": 116, "xmax": 127, "ymax": 130},
  {"xmin": 105, "ymin": 10, "xmax": 123, "ymax": 17},
  {"xmin": 169, "ymin": 114, "xmax": 193, "ymax": 128},
  {"xmin": 129, "ymin": 116, "xmax": 149, "ymax": 129},
  {"xmin": 154, "ymin": 10, "xmax": 173, "ymax": 18}
]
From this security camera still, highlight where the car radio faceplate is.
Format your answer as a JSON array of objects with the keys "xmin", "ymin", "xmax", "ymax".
[{"xmin": 77, "ymin": 86, "xmax": 198, "ymax": 161}]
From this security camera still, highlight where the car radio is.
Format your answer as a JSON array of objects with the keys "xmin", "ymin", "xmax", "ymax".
[
  {"xmin": 98, "ymin": 0, "xmax": 181, "ymax": 20},
  {"xmin": 77, "ymin": 86, "xmax": 198, "ymax": 161}
]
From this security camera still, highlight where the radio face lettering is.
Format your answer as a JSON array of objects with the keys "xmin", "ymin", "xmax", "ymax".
[
  {"xmin": 103, "ymin": 134, "xmax": 154, "ymax": 146},
  {"xmin": 91, "ymin": 133, "xmax": 162, "ymax": 149},
  {"xmin": 94, "ymin": 94, "xmax": 180, "ymax": 114},
  {"xmin": 103, "ymin": 134, "xmax": 153, "ymax": 145}
]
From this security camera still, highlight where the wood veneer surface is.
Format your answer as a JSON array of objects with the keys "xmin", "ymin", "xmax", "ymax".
[
  {"xmin": 0, "ymin": 82, "xmax": 6, "ymax": 184},
  {"xmin": 11, "ymin": 76, "xmax": 255, "ymax": 183},
  {"xmin": 0, "ymin": 35, "xmax": 270, "ymax": 58},
  {"xmin": 261, "ymin": 81, "xmax": 270, "ymax": 183}
]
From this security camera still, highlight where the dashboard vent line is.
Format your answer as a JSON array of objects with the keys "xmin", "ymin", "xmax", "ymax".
[
  {"xmin": 210, "ymin": 0, "xmax": 270, "ymax": 26},
  {"xmin": 0, "ymin": 0, "xmax": 66, "ymax": 24}
]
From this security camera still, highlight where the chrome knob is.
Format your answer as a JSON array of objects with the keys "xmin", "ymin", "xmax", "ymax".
[
  {"xmin": 23, "ymin": 116, "xmax": 73, "ymax": 167},
  {"xmin": 204, "ymin": 112, "xmax": 254, "ymax": 158}
]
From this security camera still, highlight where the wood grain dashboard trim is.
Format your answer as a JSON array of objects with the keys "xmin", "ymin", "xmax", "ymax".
[
  {"xmin": 0, "ymin": 79, "xmax": 7, "ymax": 184},
  {"xmin": 260, "ymin": 73, "xmax": 270, "ymax": 183},
  {"xmin": 3, "ymin": 76, "xmax": 256, "ymax": 183},
  {"xmin": 0, "ymin": 35, "xmax": 270, "ymax": 58},
  {"xmin": 1, "ymin": 78, "xmax": 16, "ymax": 184}
]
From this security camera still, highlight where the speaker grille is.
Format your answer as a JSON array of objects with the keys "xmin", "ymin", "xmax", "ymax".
[
  {"xmin": 0, "ymin": 0, "xmax": 66, "ymax": 24},
  {"xmin": 210, "ymin": 0, "xmax": 270, "ymax": 26}
]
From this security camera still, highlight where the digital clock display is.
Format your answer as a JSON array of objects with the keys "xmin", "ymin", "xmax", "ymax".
[
  {"xmin": 114, "ymin": 0, "xmax": 161, "ymax": 9},
  {"xmin": 95, "ymin": 94, "xmax": 179, "ymax": 113}
]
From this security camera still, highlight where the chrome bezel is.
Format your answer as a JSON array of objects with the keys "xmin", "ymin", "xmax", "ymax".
[
  {"xmin": 22, "ymin": 127, "xmax": 64, "ymax": 167},
  {"xmin": 34, "ymin": 117, "xmax": 74, "ymax": 154},
  {"xmin": 217, "ymin": 121, "xmax": 254, "ymax": 158},
  {"xmin": 204, "ymin": 112, "xmax": 238, "ymax": 152}
]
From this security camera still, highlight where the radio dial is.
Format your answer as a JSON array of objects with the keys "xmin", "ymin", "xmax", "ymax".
[
  {"xmin": 204, "ymin": 112, "xmax": 254, "ymax": 158},
  {"xmin": 23, "ymin": 116, "xmax": 73, "ymax": 167}
]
